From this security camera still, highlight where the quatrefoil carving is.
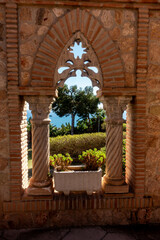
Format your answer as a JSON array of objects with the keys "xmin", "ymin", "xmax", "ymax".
[{"xmin": 54, "ymin": 31, "xmax": 102, "ymax": 88}]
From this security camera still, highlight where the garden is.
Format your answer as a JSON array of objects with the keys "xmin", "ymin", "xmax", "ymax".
[{"xmin": 27, "ymin": 85, "xmax": 127, "ymax": 194}]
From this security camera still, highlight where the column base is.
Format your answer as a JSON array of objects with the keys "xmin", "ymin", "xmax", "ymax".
[
  {"xmin": 26, "ymin": 185, "xmax": 53, "ymax": 196},
  {"xmin": 102, "ymin": 176, "xmax": 129, "ymax": 193},
  {"xmin": 26, "ymin": 177, "xmax": 53, "ymax": 196}
]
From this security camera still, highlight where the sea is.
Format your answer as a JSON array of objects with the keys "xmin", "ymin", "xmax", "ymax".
[{"xmin": 27, "ymin": 110, "xmax": 126, "ymax": 128}]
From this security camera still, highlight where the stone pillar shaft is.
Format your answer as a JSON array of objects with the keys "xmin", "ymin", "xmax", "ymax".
[
  {"xmin": 31, "ymin": 119, "xmax": 50, "ymax": 185},
  {"xmin": 25, "ymin": 96, "xmax": 54, "ymax": 195},
  {"xmin": 106, "ymin": 118, "xmax": 123, "ymax": 183},
  {"xmin": 100, "ymin": 96, "xmax": 132, "ymax": 193}
]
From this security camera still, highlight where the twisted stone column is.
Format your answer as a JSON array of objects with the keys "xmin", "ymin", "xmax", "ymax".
[
  {"xmin": 25, "ymin": 96, "xmax": 54, "ymax": 195},
  {"xmin": 100, "ymin": 96, "xmax": 131, "ymax": 193}
]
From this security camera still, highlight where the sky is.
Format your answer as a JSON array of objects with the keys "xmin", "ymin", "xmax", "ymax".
[{"xmin": 26, "ymin": 41, "xmax": 126, "ymax": 125}]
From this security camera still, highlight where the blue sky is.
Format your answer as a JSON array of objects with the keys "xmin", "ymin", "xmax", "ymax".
[{"xmin": 27, "ymin": 41, "xmax": 126, "ymax": 126}]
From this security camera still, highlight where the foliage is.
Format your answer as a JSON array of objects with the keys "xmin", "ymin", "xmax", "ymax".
[
  {"xmin": 50, "ymin": 132, "xmax": 106, "ymax": 159},
  {"xmin": 78, "ymin": 148, "xmax": 105, "ymax": 171},
  {"xmin": 122, "ymin": 139, "xmax": 126, "ymax": 173},
  {"xmin": 75, "ymin": 109, "xmax": 106, "ymax": 134},
  {"xmin": 50, "ymin": 123, "xmax": 71, "ymax": 137},
  {"xmin": 27, "ymin": 117, "xmax": 32, "ymax": 148},
  {"xmin": 27, "ymin": 117, "xmax": 32, "ymax": 132},
  {"xmin": 50, "ymin": 153, "xmax": 73, "ymax": 171},
  {"xmin": 52, "ymin": 85, "xmax": 99, "ymax": 135},
  {"xmin": 123, "ymin": 123, "xmax": 126, "ymax": 132}
]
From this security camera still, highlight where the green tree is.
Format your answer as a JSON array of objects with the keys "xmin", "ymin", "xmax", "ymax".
[
  {"xmin": 52, "ymin": 85, "xmax": 99, "ymax": 135},
  {"xmin": 27, "ymin": 117, "xmax": 32, "ymax": 148},
  {"xmin": 76, "ymin": 109, "xmax": 106, "ymax": 134}
]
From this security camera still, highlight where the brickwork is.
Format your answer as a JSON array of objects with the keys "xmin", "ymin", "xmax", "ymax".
[
  {"xmin": 0, "ymin": 4, "xmax": 10, "ymax": 207},
  {"xmin": 2, "ymin": 194, "xmax": 153, "ymax": 227},
  {"xmin": 18, "ymin": 8, "xmax": 137, "ymax": 89},
  {"xmin": 6, "ymin": 3, "xmax": 22, "ymax": 201},
  {"xmin": 0, "ymin": 0, "xmax": 160, "ymax": 228},
  {"xmin": 134, "ymin": 8, "xmax": 149, "ymax": 197}
]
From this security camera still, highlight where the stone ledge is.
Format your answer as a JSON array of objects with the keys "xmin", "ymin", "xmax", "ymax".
[
  {"xmin": 103, "ymin": 184, "xmax": 129, "ymax": 194},
  {"xmin": 25, "ymin": 186, "xmax": 53, "ymax": 196}
]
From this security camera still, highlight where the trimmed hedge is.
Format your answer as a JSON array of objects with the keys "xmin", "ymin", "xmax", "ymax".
[{"xmin": 50, "ymin": 133, "xmax": 106, "ymax": 159}]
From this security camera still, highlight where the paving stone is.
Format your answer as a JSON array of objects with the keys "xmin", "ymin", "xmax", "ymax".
[
  {"xmin": 103, "ymin": 233, "xmax": 136, "ymax": 240},
  {"xmin": 63, "ymin": 227, "xmax": 106, "ymax": 240},
  {"xmin": 3, "ymin": 230, "xmax": 20, "ymax": 240},
  {"xmin": 0, "ymin": 230, "xmax": 3, "ymax": 236},
  {"xmin": 19, "ymin": 228, "xmax": 70, "ymax": 240}
]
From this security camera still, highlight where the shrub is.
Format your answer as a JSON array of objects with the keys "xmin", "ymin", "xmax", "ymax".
[
  {"xmin": 50, "ymin": 153, "xmax": 73, "ymax": 171},
  {"xmin": 78, "ymin": 148, "xmax": 105, "ymax": 170},
  {"xmin": 50, "ymin": 132, "xmax": 106, "ymax": 159}
]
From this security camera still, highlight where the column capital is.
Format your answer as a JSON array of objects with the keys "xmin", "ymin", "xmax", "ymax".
[
  {"xmin": 100, "ymin": 96, "xmax": 132, "ymax": 124},
  {"xmin": 25, "ymin": 96, "xmax": 54, "ymax": 124}
]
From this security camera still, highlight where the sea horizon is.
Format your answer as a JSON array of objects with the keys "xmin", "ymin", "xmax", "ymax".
[{"xmin": 27, "ymin": 110, "xmax": 126, "ymax": 128}]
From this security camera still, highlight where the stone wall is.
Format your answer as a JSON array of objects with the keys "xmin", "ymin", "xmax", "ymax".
[
  {"xmin": 146, "ymin": 10, "xmax": 160, "ymax": 203},
  {"xmin": 90, "ymin": 9, "xmax": 137, "ymax": 87},
  {"xmin": 1, "ymin": 0, "xmax": 160, "ymax": 228},
  {"xmin": 19, "ymin": 7, "xmax": 137, "ymax": 87},
  {"xmin": 19, "ymin": 6, "xmax": 67, "ymax": 86}
]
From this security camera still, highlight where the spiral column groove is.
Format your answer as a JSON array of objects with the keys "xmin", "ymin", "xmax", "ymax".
[
  {"xmin": 32, "ymin": 121, "xmax": 50, "ymax": 185},
  {"xmin": 100, "ymin": 96, "xmax": 132, "ymax": 186},
  {"xmin": 25, "ymin": 96, "xmax": 54, "ymax": 194}
]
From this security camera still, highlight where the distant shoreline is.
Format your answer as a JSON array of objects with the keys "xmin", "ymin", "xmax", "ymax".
[
  {"xmin": 27, "ymin": 110, "xmax": 126, "ymax": 128},
  {"xmin": 27, "ymin": 110, "xmax": 78, "ymax": 128}
]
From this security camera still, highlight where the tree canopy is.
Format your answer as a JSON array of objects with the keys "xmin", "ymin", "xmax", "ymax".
[{"xmin": 52, "ymin": 84, "xmax": 99, "ymax": 134}]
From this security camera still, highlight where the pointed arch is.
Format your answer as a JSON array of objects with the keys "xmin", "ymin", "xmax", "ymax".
[
  {"xmin": 31, "ymin": 9, "xmax": 125, "ymax": 89},
  {"xmin": 54, "ymin": 31, "xmax": 103, "ymax": 88}
]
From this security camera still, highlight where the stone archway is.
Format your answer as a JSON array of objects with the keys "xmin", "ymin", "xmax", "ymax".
[
  {"xmin": 24, "ymin": 8, "xmax": 131, "ymax": 195},
  {"xmin": 31, "ymin": 9, "xmax": 125, "ymax": 89}
]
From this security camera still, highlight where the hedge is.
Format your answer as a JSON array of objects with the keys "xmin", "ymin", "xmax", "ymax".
[{"xmin": 50, "ymin": 132, "xmax": 106, "ymax": 159}]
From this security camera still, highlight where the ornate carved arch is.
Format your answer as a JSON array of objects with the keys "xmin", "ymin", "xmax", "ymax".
[
  {"xmin": 55, "ymin": 31, "xmax": 103, "ymax": 88},
  {"xmin": 31, "ymin": 9, "xmax": 125, "ymax": 89}
]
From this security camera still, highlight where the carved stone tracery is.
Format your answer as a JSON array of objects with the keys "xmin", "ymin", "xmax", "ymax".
[{"xmin": 54, "ymin": 31, "xmax": 102, "ymax": 88}]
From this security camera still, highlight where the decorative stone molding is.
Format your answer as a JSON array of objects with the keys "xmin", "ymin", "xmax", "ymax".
[
  {"xmin": 100, "ymin": 96, "xmax": 132, "ymax": 193},
  {"xmin": 25, "ymin": 96, "xmax": 54, "ymax": 195},
  {"xmin": 31, "ymin": 9, "xmax": 125, "ymax": 88},
  {"xmin": 54, "ymin": 31, "xmax": 102, "ymax": 88}
]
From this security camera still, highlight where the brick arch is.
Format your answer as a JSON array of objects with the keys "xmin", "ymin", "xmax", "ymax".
[{"xmin": 31, "ymin": 9, "xmax": 125, "ymax": 88}]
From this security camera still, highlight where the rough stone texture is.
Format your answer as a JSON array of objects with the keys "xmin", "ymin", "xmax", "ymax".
[
  {"xmin": 19, "ymin": 6, "xmax": 56, "ymax": 85},
  {"xmin": 149, "ymin": 41, "xmax": 160, "ymax": 64},
  {"xmin": 64, "ymin": 227, "xmax": 106, "ymax": 240},
  {"xmin": 20, "ymin": 23, "xmax": 37, "ymax": 40},
  {"xmin": 1, "ymin": 207, "xmax": 158, "ymax": 229},
  {"xmin": 19, "ymin": 7, "xmax": 136, "ymax": 87},
  {"xmin": 52, "ymin": 8, "xmax": 66, "ymax": 17},
  {"xmin": 21, "ymin": 56, "xmax": 34, "ymax": 71},
  {"xmin": 101, "ymin": 10, "xmax": 114, "ymax": 29},
  {"xmin": 91, "ymin": 9, "xmax": 101, "ymax": 18},
  {"xmin": 21, "ymin": 72, "xmax": 30, "ymax": 86},
  {"xmin": 90, "ymin": 9, "xmax": 136, "ymax": 87},
  {"xmin": 1, "ymin": 1, "xmax": 160, "ymax": 229},
  {"xmin": 103, "ymin": 233, "xmax": 135, "ymax": 240},
  {"xmin": 2, "ymin": 225, "xmax": 160, "ymax": 240},
  {"xmin": 146, "ymin": 10, "xmax": 160, "ymax": 198}
]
